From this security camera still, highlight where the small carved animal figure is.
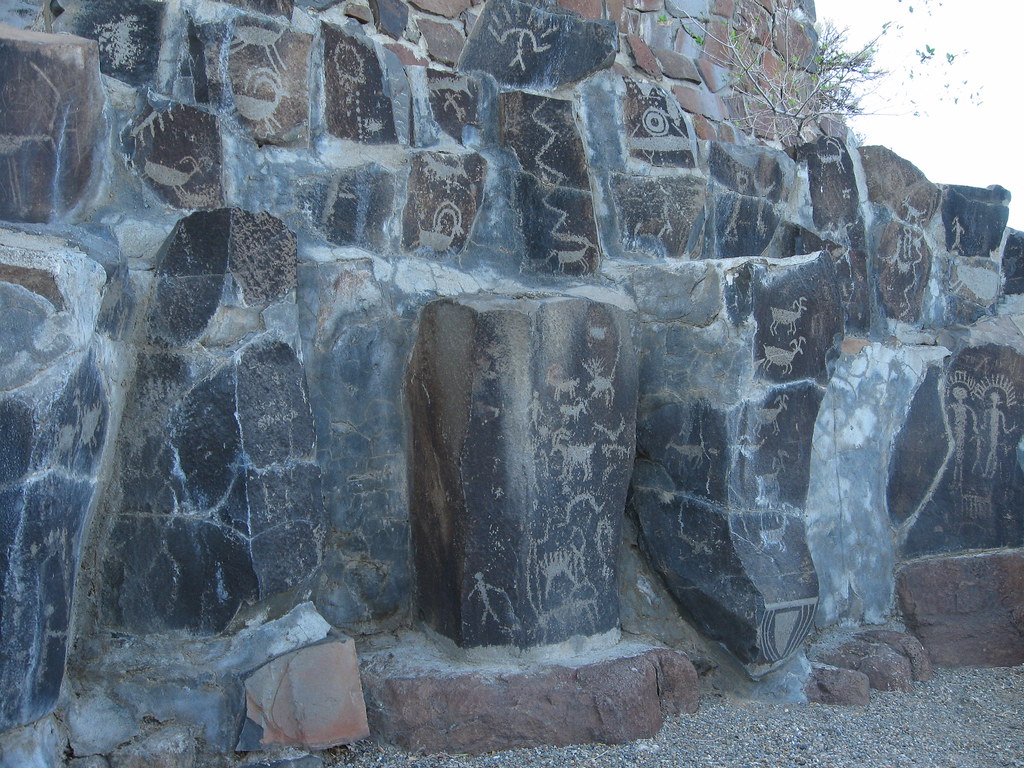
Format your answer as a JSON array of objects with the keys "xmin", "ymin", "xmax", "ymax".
[
  {"xmin": 758, "ymin": 337, "xmax": 806, "ymax": 377},
  {"xmin": 769, "ymin": 297, "xmax": 808, "ymax": 337}
]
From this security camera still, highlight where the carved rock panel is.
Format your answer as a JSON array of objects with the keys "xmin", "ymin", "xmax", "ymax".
[
  {"xmin": 425, "ymin": 69, "xmax": 480, "ymax": 144},
  {"xmin": 323, "ymin": 24, "xmax": 397, "ymax": 144},
  {"xmin": 612, "ymin": 173, "xmax": 705, "ymax": 259},
  {"xmin": 858, "ymin": 145, "xmax": 940, "ymax": 228},
  {"xmin": 709, "ymin": 141, "xmax": 790, "ymax": 203},
  {"xmin": 704, "ymin": 190, "xmax": 780, "ymax": 260},
  {"xmin": 402, "ymin": 152, "xmax": 486, "ymax": 256},
  {"xmin": 874, "ymin": 219, "xmax": 932, "ymax": 325},
  {"xmin": 303, "ymin": 165, "xmax": 396, "ymax": 252},
  {"xmin": 500, "ymin": 92, "xmax": 588, "ymax": 190},
  {"xmin": 0, "ymin": 26, "xmax": 104, "ymax": 222},
  {"xmin": 941, "ymin": 184, "xmax": 1011, "ymax": 258},
  {"xmin": 408, "ymin": 296, "xmax": 637, "ymax": 649},
  {"xmin": 629, "ymin": 462, "xmax": 819, "ymax": 675},
  {"xmin": 793, "ymin": 228, "xmax": 870, "ymax": 334},
  {"xmin": 227, "ymin": 18, "xmax": 311, "ymax": 146},
  {"xmin": 222, "ymin": 0, "xmax": 293, "ymax": 17},
  {"xmin": 889, "ymin": 344, "xmax": 1024, "ymax": 558},
  {"xmin": 459, "ymin": 0, "xmax": 616, "ymax": 90},
  {"xmin": 622, "ymin": 79, "xmax": 694, "ymax": 168},
  {"xmin": 52, "ymin": 0, "xmax": 164, "ymax": 87},
  {"xmin": 516, "ymin": 173, "xmax": 600, "ymax": 276},
  {"xmin": 800, "ymin": 136, "xmax": 862, "ymax": 241},
  {"xmin": 752, "ymin": 254, "xmax": 843, "ymax": 385},
  {"xmin": 128, "ymin": 103, "xmax": 224, "ymax": 210}
]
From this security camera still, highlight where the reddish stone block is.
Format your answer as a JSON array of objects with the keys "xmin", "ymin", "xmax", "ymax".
[
  {"xmin": 805, "ymin": 664, "xmax": 869, "ymax": 706},
  {"xmin": 713, "ymin": 120, "xmax": 737, "ymax": 142},
  {"xmin": 691, "ymin": 112, "xmax": 717, "ymax": 140},
  {"xmin": 557, "ymin": 0, "xmax": 604, "ymax": 18},
  {"xmin": 418, "ymin": 17, "xmax": 465, "ymax": 65},
  {"xmin": 362, "ymin": 646, "xmax": 699, "ymax": 754},
  {"xmin": 239, "ymin": 639, "xmax": 370, "ymax": 751},
  {"xmin": 697, "ymin": 55, "xmax": 731, "ymax": 91},
  {"xmin": 897, "ymin": 551, "xmax": 1024, "ymax": 667},
  {"xmin": 653, "ymin": 47, "xmax": 700, "ymax": 81},
  {"xmin": 384, "ymin": 41, "xmax": 429, "ymax": 66},
  {"xmin": 712, "ymin": 0, "xmax": 735, "ymax": 17},
  {"xmin": 410, "ymin": 0, "xmax": 472, "ymax": 17},
  {"xmin": 672, "ymin": 82, "xmax": 705, "ymax": 114},
  {"xmin": 627, "ymin": 34, "xmax": 662, "ymax": 77}
]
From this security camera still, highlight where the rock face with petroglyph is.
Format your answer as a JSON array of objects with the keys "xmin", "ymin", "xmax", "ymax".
[
  {"xmin": 3, "ymin": 0, "xmax": 1024, "ymax": 762},
  {"xmin": 408, "ymin": 296, "xmax": 637, "ymax": 650}
]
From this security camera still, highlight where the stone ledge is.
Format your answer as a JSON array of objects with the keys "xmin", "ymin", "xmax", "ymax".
[{"xmin": 360, "ymin": 637, "xmax": 698, "ymax": 754}]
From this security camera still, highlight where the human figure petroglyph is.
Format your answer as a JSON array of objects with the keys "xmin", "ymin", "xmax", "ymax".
[
  {"xmin": 468, "ymin": 572, "xmax": 516, "ymax": 629},
  {"xmin": 758, "ymin": 336, "xmax": 805, "ymax": 377},
  {"xmin": 978, "ymin": 380, "xmax": 1015, "ymax": 479},
  {"xmin": 769, "ymin": 297, "xmax": 807, "ymax": 337},
  {"xmin": 950, "ymin": 215, "xmax": 965, "ymax": 254},
  {"xmin": 487, "ymin": 6, "xmax": 554, "ymax": 72},
  {"xmin": 946, "ymin": 373, "xmax": 979, "ymax": 488}
]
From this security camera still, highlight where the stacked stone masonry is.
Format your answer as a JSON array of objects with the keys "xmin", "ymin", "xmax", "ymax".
[{"xmin": 0, "ymin": 0, "xmax": 1022, "ymax": 764}]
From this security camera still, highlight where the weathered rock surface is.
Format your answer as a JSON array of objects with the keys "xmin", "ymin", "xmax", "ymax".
[
  {"xmin": 1, "ymin": 231, "xmax": 117, "ymax": 733},
  {"xmin": 941, "ymin": 184, "xmax": 1011, "ymax": 259},
  {"xmin": 361, "ymin": 642, "xmax": 698, "ymax": 754},
  {"xmin": 51, "ymin": 0, "xmax": 165, "ymax": 88},
  {"xmin": 402, "ymin": 152, "xmax": 486, "ymax": 256},
  {"xmin": 804, "ymin": 664, "xmax": 869, "ymax": 706},
  {"xmin": 94, "ymin": 210, "xmax": 324, "ymax": 636},
  {"xmin": 0, "ymin": 25, "xmax": 105, "ymax": 222},
  {"xmin": 408, "ymin": 296, "xmax": 637, "ymax": 649},
  {"xmin": 323, "ymin": 24, "xmax": 398, "ymax": 144},
  {"xmin": 459, "ymin": 0, "xmax": 617, "ymax": 90},
  {"xmin": 897, "ymin": 551, "xmax": 1024, "ymax": 667},
  {"xmin": 888, "ymin": 344, "xmax": 1024, "ymax": 558},
  {"xmin": 238, "ymin": 639, "xmax": 369, "ymax": 751},
  {"xmin": 128, "ymin": 103, "xmax": 224, "ymax": 210}
]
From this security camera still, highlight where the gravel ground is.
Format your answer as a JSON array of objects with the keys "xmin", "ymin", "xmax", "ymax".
[{"xmin": 324, "ymin": 666, "xmax": 1024, "ymax": 768}]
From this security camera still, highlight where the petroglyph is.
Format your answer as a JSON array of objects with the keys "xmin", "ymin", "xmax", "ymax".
[
  {"xmin": 759, "ymin": 597, "xmax": 818, "ymax": 664},
  {"xmin": 758, "ymin": 337, "xmax": 806, "ymax": 377},
  {"xmin": 622, "ymin": 79, "xmax": 694, "ymax": 168},
  {"xmin": 769, "ymin": 297, "xmax": 807, "ymax": 337},
  {"xmin": 485, "ymin": 4, "xmax": 555, "ymax": 73}
]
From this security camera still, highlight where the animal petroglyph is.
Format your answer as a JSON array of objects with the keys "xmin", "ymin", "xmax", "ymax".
[
  {"xmin": 756, "ymin": 393, "xmax": 789, "ymax": 436},
  {"xmin": 769, "ymin": 297, "xmax": 808, "ymax": 337},
  {"xmin": 758, "ymin": 337, "xmax": 806, "ymax": 377}
]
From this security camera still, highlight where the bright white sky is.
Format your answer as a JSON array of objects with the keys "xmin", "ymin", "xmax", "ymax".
[{"xmin": 814, "ymin": 0, "xmax": 1022, "ymax": 229}]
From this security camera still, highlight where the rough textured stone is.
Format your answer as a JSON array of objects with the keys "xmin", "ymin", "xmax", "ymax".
[
  {"xmin": 889, "ymin": 344, "xmax": 1024, "ymax": 558},
  {"xmin": 302, "ymin": 165, "xmax": 396, "ymax": 251},
  {"xmin": 417, "ymin": 17, "xmax": 465, "ymax": 66},
  {"xmin": 804, "ymin": 664, "xmax": 869, "ymax": 706},
  {"xmin": 0, "ymin": 25, "xmax": 105, "ymax": 222},
  {"xmin": 424, "ymin": 69, "xmax": 481, "ymax": 144},
  {"xmin": 459, "ymin": 0, "xmax": 617, "ymax": 90},
  {"xmin": 501, "ymin": 92, "xmax": 589, "ymax": 190},
  {"xmin": 369, "ymin": 0, "xmax": 409, "ymax": 39},
  {"xmin": 228, "ymin": 19, "xmax": 311, "ymax": 146},
  {"xmin": 238, "ymin": 639, "xmax": 369, "ymax": 751},
  {"xmin": 612, "ymin": 173, "xmax": 705, "ymax": 259},
  {"xmin": 702, "ymin": 189, "xmax": 781, "ymax": 260},
  {"xmin": 792, "ymin": 228, "xmax": 869, "ymax": 333},
  {"xmin": 858, "ymin": 145, "xmax": 940, "ymax": 227},
  {"xmin": 858, "ymin": 629, "xmax": 933, "ymax": 682},
  {"xmin": 515, "ymin": 171, "xmax": 601, "ymax": 276},
  {"xmin": 410, "ymin": 0, "xmax": 471, "ymax": 17},
  {"xmin": 800, "ymin": 136, "xmax": 862, "ymax": 243},
  {"xmin": 128, "ymin": 103, "xmax": 224, "ymax": 210},
  {"xmin": 815, "ymin": 637, "xmax": 914, "ymax": 692},
  {"xmin": 873, "ymin": 219, "xmax": 932, "ymax": 325},
  {"xmin": 941, "ymin": 184, "xmax": 1011, "ymax": 259},
  {"xmin": 752, "ymin": 254, "xmax": 843, "ymax": 384},
  {"xmin": 362, "ymin": 645, "xmax": 698, "ymax": 754},
  {"xmin": 402, "ymin": 152, "xmax": 486, "ymax": 256},
  {"xmin": 709, "ymin": 141, "xmax": 791, "ymax": 203},
  {"xmin": 408, "ymin": 296, "xmax": 637, "ymax": 649},
  {"xmin": 1003, "ymin": 229, "xmax": 1024, "ymax": 295},
  {"xmin": 897, "ymin": 551, "xmax": 1024, "ymax": 667},
  {"xmin": 223, "ymin": 0, "xmax": 294, "ymax": 18},
  {"xmin": 52, "ymin": 0, "xmax": 164, "ymax": 87},
  {"xmin": 622, "ymin": 79, "xmax": 695, "ymax": 168},
  {"xmin": 630, "ymin": 459, "xmax": 820, "ymax": 675},
  {"xmin": 109, "ymin": 726, "xmax": 196, "ymax": 768},
  {"xmin": 323, "ymin": 24, "xmax": 398, "ymax": 143}
]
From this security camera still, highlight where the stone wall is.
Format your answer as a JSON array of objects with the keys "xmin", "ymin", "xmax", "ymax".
[{"xmin": 1, "ymin": 0, "xmax": 1022, "ymax": 764}]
